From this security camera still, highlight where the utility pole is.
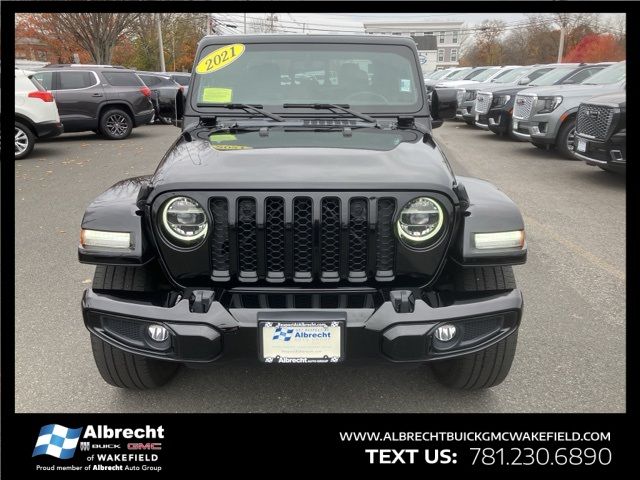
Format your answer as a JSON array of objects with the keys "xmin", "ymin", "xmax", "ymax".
[
  {"xmin": 156, "ymin": 13, "xmax": 166, "ymax": 72},
  {"xmin": 557, "ymin": 13, "xmax": 568, "ymax": 63},
  {"xmin": 244, "ymin": 13, "xmax": 247, "ymax": 34}
]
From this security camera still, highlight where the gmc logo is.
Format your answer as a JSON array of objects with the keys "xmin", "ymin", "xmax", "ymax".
[
  {"xmin": 516, "ymin": 99, "xmax": 525, "ymax": 105},
  {"xmin": 127, "ymin": 443, "xmax": 162, "ymax": 450},
  {"xmin": 585, "ymin": 110, "xmax": 599, "ymax": 118}
]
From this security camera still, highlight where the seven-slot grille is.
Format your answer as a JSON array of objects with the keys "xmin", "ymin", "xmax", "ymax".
[
  {"xmin": 209, "ymin": 194, "xmax": 397, "ymax": 284},
  {"xmin": 474, "ymin": 92, "xmax": 492, "ymax": 114},
  {"xmin": 576, "ymin": 104, "xmax": 616, "ymax": 141},
  {"xmin": 513, "ymin": 95, "xmax": 535, "ymax": 119}
]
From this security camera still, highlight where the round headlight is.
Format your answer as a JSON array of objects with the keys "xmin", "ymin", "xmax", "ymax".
[
  {"xmin": 397, "ymin": 197, "xmax": 444, "ymax": 246},
  {"xmin": 161, "ymin": 196, "xmax": 208, "ymax": 245}
]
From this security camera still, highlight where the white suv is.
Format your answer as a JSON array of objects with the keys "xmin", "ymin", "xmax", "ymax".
[{"xmin": 15, "ymin": 68, "xmax": 63, "ymax": 159}]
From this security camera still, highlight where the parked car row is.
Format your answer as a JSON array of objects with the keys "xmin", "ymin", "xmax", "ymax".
[
  {"xmin": 430, "ymin": 61, "xmax": 626, "ymax": 173},
  {"xmin": 14, "ymin": 64, "xmax": 192, "ymax": 159}
]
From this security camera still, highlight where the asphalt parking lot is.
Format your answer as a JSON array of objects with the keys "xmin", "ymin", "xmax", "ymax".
[{"xmin": 14, "ymin": 121, "xmax": 625, "ymax": 413}]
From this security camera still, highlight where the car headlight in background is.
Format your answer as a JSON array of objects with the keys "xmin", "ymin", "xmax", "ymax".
[
  {"xmin": 456, "ymin": 88, "xmax": 465, "ymax": 105},
  {"xmin": 465, "ymin": 90, "xmax": 477, "ymax": 101},
  {"xmin": 397, "ymin": 197, "xmax": 445, "ymax": 246},
  {"xmin": 536, "ymin": 96, "xmax": 563, "ymax": 114},
  {"xmin": 161, "ymin": 196, "xmax": 209, "ymax": 245},
  {"xmin": 474, "ymin": 230, "xmax": 525, "ymax": 249},
  {"xmin": 492, "ymin": 95, "xmax": 511, "ymax": 107}
]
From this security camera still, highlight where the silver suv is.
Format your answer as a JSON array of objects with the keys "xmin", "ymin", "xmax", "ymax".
[{"xmin": 511, "ymin": 61, "xmax": 626, "ymax": 158}]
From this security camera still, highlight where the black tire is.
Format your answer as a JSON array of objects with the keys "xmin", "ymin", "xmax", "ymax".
[
  {"xmin": 430, "ymin": 332, "xmax": 518, "ymax": 390},
  {"xmin": 463, "ymin": 117, "xmax": 475, "ymax": 126},
  {"xmin": 90, "ymin": 334, "xmax": 179, "ymax": 389},
  {"xmin": 455, "ymin": 266, "xmax": 517, "ymax": 292},
  {"xmin": 15, "ymin": 122, "xmax": 35, "ymax": 159},
  {"xmin": 92, "ymin": 264, "xmax": 156, "ymax": 292},
  {"xmin": 556, "ymin": 117, "xmax": 579, "ymax": 160},
  {"xmin": 99, "ymin": 108, "xmax": 133, "ymax": 140},
  {"xmin": 158, "ymin": 115, "xmax": 173, "ymax": 125},
  {"xmin": 531, "ymin": 141, "xmax": 552, "ymax": 150}
]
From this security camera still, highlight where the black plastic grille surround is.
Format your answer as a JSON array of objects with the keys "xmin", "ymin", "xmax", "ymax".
[
  {"xmin": 210, "ymin": 198, "xmax": 230, "ymax": 274},
  {"xmin": 208, "ymin": 194, "xmax": 398, "ymax": 284},
  {"xmin": 576, "ymin": 103, "xmax": 616, "ymax": 141}
]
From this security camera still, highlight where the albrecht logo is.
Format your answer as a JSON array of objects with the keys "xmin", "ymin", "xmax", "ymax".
[{"xmin": 32, "ymin": 425, "xmax": 83, "ymax": 459}]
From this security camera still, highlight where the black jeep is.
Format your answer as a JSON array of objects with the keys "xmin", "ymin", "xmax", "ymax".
[{"xmin": 79, "ymin": 35, "xmax": 527, "ymax": 390}]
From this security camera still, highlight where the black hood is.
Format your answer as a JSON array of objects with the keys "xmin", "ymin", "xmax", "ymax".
[{"xmin": 148, "ymin": 128, "xmax": 457, "ymax": 200}]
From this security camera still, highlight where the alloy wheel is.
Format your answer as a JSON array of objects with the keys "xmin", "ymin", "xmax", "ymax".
[
  {"xmin": 15, "ymin": 127, "xmax": 29, "ymax": 155},
  {"xmin": 105, "ymin": 114, "xmax": 129, "ymax": 137}
]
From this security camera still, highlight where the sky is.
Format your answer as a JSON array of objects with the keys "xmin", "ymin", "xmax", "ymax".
[{"xmin": 214, "ymin": 12, "xmax": 624, "ymax": 35}]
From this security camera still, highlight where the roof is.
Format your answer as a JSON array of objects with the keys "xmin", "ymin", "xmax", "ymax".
[{"xmin": 198, "ymin": 34, "xmax": 417, "ymax": 47}]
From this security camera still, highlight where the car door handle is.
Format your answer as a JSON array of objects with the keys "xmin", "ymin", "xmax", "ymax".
[{"xmin": 91, "ymin": 93, "xmax": 103, "ymax": 97}]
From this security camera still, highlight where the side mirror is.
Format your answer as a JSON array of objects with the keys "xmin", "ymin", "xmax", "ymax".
[
  {"xmin": 430, "ymin": 87, "xmax": 457, "ymax": 128},
  {"xmin": 171, "ymin": 91, "xmax": 185, "ymax": 128},
  {"xmin": 517, "ymin": 77, "xmax": 530, "ymax": 85}
]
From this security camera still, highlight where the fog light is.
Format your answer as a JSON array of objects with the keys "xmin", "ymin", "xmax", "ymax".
[
  {"xmin": 434, "ymin": 324, "xmax": 457, "ymax": 342},
  {"xmin": 147, "ymin": 324, "xmax": 169, "ymax": 342}
]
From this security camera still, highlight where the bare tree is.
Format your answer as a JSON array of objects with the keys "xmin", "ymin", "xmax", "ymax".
[{"xmin": 54, "ymin": 13, "xmax": 142, "ymax": 64}]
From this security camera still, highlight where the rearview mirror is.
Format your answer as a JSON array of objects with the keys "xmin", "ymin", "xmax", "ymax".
[{"xmin": 517, "ymin": 77, "xmax": 531, "ymax": 85}]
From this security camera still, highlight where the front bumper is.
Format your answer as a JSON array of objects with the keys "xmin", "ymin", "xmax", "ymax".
[
  {"xmin": 82, "ymin": 288, "xmax": 523, "ymax": 364},
  {"xmin": 480, "ymin": 109, "xmax": 512, "ymax": 134},
  {"xmin": 574, "ymin": 132, "xmax": 626, "ymax": 171},
  {"xmin": 134, "ymin": 109, "xmax": 155, "ymax": 127},
  {"xmin": 33, "ymin": 120, "xmax": 64, "ymax": 139},
  {"xmin": 511, "ymin": 114, "xmax": 558, "ymax": 144},
  {"xmin": 457, "ymin": 99, "xmax": 475, "ymax": 120}
]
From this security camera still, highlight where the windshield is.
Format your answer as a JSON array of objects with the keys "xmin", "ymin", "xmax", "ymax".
[
  {"xmin": 491, "ymin": 66, "xmax": 530, "ymax": 83},
  {"xmin": 446, "ymin": 68, "xmax": 472, "ymax": 80},
  {"xmin": 529, "ymin": 66, "xmax": 575, "ymax": 86},
  {"xmin": 192, "ymin": 42, "xmax": 422, "ymax": 113},
  {"xmin": 425, "ymin": 69, "xmax": 448, "ymax": 80},
  {"xmin": 582, "ymin": 62, "xmax": 625, "ymax": 85},
  {"xmin": 471, "ymin": 67, "xmax": 500, "ymax": 82},
  {"xmin": 463, "ymin": 67, "xmax": 488, "ymax": 80}
]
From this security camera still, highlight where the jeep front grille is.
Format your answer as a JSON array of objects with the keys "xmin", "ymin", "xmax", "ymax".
[
  {"xmin": 576, "ymin": 104, "xmax": 615, "ymax": 141},
  {"xmin": 513, "ymin": 95, "xmax": 535, "ymax": 119},
  {"xmin": 209, "ymin": 194, "xmax": 398, "ymax": 284},
  {"xmin": 474, "ymin": 92, "xmax": 492, "ymax": 114}
]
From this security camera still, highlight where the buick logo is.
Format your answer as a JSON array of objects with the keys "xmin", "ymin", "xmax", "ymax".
[
  {"xmin": 478, "ymin": 98, "xmax": 484, "ymax": 102},
  {"xmin": 516, "ymin": 99, "xmax": 526, "ymax": 105}
]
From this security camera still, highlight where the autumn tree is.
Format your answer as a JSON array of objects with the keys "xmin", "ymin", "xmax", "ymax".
[
  {"xmin": 16, "ymin": 13, "xmax": 92, "ymax": 64},
  {"xmin": 563, "ymin": 34, "xmax": 626, "ymax": 62},
  {"xmin": 460, "ymin": 20, "xmax": 506, "ymax": 65}
]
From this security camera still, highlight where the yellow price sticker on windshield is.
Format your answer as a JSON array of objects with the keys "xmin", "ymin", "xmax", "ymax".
[
  {"xmin": 202, "ymin": 88, "xmax": 233, "ymax": 103},
  {"xmin": 196, "ymin": 44, "xmax": 245, "ymax": 74}
]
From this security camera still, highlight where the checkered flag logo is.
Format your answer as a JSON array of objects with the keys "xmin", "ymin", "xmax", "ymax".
[
  {"xmin": 272, "ymin": 326, "xmax": 295, "ymax": 341},
  {"xmin": 32, "ymin": 424, "xmax": 83, "ymax": 459}
]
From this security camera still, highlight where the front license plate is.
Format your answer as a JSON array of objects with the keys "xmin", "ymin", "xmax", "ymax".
[
  {"xmin": 475, "ymin": 113, "xmax": 479, "ymax": 121},
  {"xmin": 513, "ymin": 120, "xmax": 519, "ymax": 129},
  {"xmin": 259, "ymin": 321, "xmax": 344, "ymax": 364},
  {"xmin": 576, "ymin": 137, "xmax": 587, "ymax": 153}
]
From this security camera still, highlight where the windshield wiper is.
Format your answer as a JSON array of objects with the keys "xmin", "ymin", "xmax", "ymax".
[
  {"xmin": 283, "ymin": 103, "xmax": 376, "ymax": 124},
  {"xmin": 195, "ymin": 103, "xmax": 285, "ymax": 122}
]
